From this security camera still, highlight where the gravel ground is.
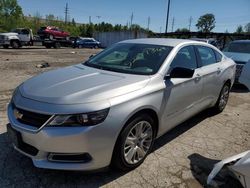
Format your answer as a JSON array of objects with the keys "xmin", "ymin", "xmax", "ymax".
[{"xmin": 0, "ymin": 47, "xmax": 249, "ymax": 188}]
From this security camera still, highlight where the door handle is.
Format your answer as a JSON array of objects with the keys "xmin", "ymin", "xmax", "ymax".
[
  {"xmin": 195, "ymin": 74, "xmax": 201, "ymax": 81},
  {"xmin": 217, "ymin": 68, "xmax": 222, "ymax": 74}
]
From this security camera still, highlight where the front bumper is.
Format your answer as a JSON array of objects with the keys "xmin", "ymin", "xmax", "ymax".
[
  {"xmin": 7, "ymin": 103, "xmax": 121, "ymax": 171},
  {"xmin": 0, "ymin": 39, "xmax": 10, "ymax": 45}
]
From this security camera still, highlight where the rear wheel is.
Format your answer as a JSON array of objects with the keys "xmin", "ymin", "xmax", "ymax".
[
  {"xmin": 212, "ymin": 83, "xmax": 230, "ymax": 113},
  {"xmin": 111, "ymin": 114, "xmax": 155, "ymax": 171}
]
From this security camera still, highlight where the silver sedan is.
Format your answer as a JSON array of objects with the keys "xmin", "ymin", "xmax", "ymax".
[{"xmin": 7, "ymin": 38, "xmax": 236, "ymax": 171}]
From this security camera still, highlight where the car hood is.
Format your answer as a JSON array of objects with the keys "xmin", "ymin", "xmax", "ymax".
[
  {"xmin": 223, "ymin": 52, "xmax": 250, "ymax": 63},
  {"xmin": 19, "ymin": 64, "xmax": 150, "ymax": 105}
]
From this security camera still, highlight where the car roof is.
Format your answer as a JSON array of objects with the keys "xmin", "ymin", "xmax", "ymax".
[{"xmin": 119, "ymin": 38, "xmax": 194, "ymax": 47}]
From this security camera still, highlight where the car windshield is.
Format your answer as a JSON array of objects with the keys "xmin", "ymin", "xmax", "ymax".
[
  {"xmin": 84, "ymin": 43, "xmax": 173, "ymax": 75},
  {"xmin": 224, "ymin": 42, "xmax": 250, "ymax": 54}
]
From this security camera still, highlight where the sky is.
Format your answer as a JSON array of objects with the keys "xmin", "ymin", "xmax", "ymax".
[{"xmin": 18, "ymin": 0, "xmax": 250, "ymax": 33}]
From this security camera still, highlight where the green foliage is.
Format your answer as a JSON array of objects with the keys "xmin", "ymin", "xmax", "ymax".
[
  {"xmin": 196, "ymin": 13, "xmax": 216, "ymax": 33},
  {"xmin": 235, "ymin": 25, "xmax": 244, "ymax": 33},
  {"xmin": 0, "ymin": 0, "xmax": 23, "ymax": 31},
  {"xmin": 175, "ymin": 28, "xmax": 190, "ymax": 32},
  {"xmin": 0, "ymin": 0, "xmax": 148, "ymax": 36},
  {"xmin": 245, "ymin": 23, "xmax": 250, "ymax": 33}
]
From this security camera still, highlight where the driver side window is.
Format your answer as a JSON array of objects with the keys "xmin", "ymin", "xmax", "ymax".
[{"xmin": 169, "ymin": 46, "xmax": 197, "ymax": 73}]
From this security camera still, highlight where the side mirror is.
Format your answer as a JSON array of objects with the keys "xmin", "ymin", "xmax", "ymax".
[{"xmin": 166, "ymin": 67, "xmax": 194, "ymax": 79}]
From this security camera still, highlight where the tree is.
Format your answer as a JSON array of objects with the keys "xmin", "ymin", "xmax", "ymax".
[
  {"xmin": 245, "ymin": 23, "xmax": 250, "ymax": 33},
  {"xmin": 235, "ymin": 25, "xmax": 244, "ymax": 33},
  {"xmin": 196, "ymin": 13, "xmax": 215, "ymax": 33},
  {"xmin": 72, "ymin": 18, "xmax": 76, "ymax": 26},
  {"xmin": 175, "ymin": 28, "xmax": 189, "ymax": 32},
  {"xmin": 0, "ymin": 0, "xmax": 23, "ymax": 31}
]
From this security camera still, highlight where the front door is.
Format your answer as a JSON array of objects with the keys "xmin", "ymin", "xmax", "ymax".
[{"xmin": 159, "ymin": 45, "xmax": 203, "ymax": 134}]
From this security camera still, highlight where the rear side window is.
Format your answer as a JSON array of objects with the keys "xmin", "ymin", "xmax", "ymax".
[
  {"xmin": 196, "ymin": 46, "xmax": 216, "ymax": 66},
  {"xmin": 213, "ymin": 50, "xmax": 222, "ymax": 62},
  {"xmin": 169, "ymin": 46, "xmax": 197, "ymax": 72}
]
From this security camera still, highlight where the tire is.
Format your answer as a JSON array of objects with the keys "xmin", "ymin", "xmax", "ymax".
[
  {"xmin": 3, "ymin": 45, "xmax": 9, "ymax": 49},
  {"xmin": 212, "ymin": 83, "xmax": 230, "ymax": 113},
  {"xmin": 45, "ymin": 44, "xmax": 51, "ymax": 49},
  {"xmin": 54, "ymin": 42, "xmax": 61, "ymax": 49},
  {"xmin": 111, "ymin": 114, "xmax": 156, "ymax": 171},
  {"xmin": 11, "ymin": 40, "xmax": 20, "ymax": 49}
]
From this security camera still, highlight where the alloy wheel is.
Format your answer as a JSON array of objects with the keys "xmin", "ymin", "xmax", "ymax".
[
  {"xmin": 219, "ymin": 85, "xmax": 229, "ymax": 110},
  {"xmin": 123, "ymin": 121, "xmax": 153, "ymax": 165}
]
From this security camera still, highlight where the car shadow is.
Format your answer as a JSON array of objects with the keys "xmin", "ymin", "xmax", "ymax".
[
  {"xmin": 0, "ymin": 109, "xmax": 216, "ymax": 188},
  {"xmin": 231, "ymin": 84, "xmax": 249, "ymax": 93},
  {"xmin": 152, "ymin": 109, "xmax": 216, "ymax": 152},
  {"xmin": 188, "ymin": 153, "xmax": 243, "ymax": 188},
  {"xmin": 0, "ymin": 131, "xmax": 128, "ymax": 188}
]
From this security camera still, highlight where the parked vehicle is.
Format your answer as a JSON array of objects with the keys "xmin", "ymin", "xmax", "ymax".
[
  {"xmin": 73, "ymin": 37, "xmax": 101, "ymax": 48},
  {"xmin": 37, "ymin": 26, "xmax": 70, "ymax": 40},
  {"xmin": 7, "ymin": 38, "xmax": 235, "ymax": 171},
  {"xmin": 207, "ymin": 150, "xmax": 250, "ymax": 188},
  {"xmin": 223, "ymin": 40, "xmax": 250, "ymax": 90},
  {"xmin": 0, "ymin": 27, "xmax": 72, "ymax": 49},
  {"xmin": 0, "ymin": 28, "xmax": 33, "ymax": 49}
]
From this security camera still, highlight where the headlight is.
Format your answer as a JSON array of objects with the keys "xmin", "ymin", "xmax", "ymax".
[{"xmin": 48, "ymin": 108, "xmax": 109, "ymax": 127}]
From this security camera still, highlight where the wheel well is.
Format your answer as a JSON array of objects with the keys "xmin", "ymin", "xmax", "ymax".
[
  {"xmin": 10, "ymin": 39, "xmax": 20, "ymax": 45},
  {"xmin": 125, "ymin": 109, "xmax": 159, "ymax": 137},
  {"xmin": 224, "ymin": 79, "xmax": 232, "ymax": 87}
]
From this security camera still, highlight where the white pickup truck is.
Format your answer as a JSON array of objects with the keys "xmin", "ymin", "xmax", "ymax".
[{"xmin": 0, "ymin": 28, "xmax": 33, "ymax": 49}]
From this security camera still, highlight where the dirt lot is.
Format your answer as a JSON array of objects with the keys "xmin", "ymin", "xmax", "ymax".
[{"xmin": 0, "ymin": 47, "xmax": 249, "ymax": 188}]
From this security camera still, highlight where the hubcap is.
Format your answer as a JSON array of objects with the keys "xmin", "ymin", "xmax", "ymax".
[
  {"xmin": 219, "ymin": 85, "xmax": 229, "ymax": 110},
  {"xmin": 124, "ymin": 121, "xmax": 153, "ymax": 165}
]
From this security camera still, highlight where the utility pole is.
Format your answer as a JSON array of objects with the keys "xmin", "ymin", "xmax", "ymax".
[
  {"xmin": 171, "ymin": 17, "xmax": 175, "ymax": 32},
  {"xmin": 188, "ymin": 16, "xmax": 193, "ymax": 31},
  {"xmin": 130, "ymin": 12, "xmax": 134, "ymax": 29},
  {"xmin": 96, "ymin": 16, "xmax": 101, "ymax": 24},
  {"xmin": 160, "ymin": 26, "xmax": 162, "ymax": 33},
  {"xmin": 165, "ymin": 0, "xmax": 171, "ymax": 33},
  {"xmin": 89, "ymin": 16, "xmax": 92, "ymax": 24},
  {"xmin": 64, "ymin": 3, "xmax": 69, "ymax": 24},
  {"xmin": 147, "ymin": 16, "xmax": 151, "ymax": 31}
]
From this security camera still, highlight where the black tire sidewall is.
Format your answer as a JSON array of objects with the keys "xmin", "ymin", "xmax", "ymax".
[
  {"xmin": 112, "ymin": 114, "xmax": 156, "ymax": 171},
  {"xmin": 214, "ymin": 83, "xmax": 230, "ymax": 112}
]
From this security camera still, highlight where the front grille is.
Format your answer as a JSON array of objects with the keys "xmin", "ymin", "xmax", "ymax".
[
  {"xmin": 0, "ymin": 35, "xmax": 4, "ymax": 40},
  {"xmin": 13, "ymin": 105, "xmax": 51, "ymax": 129},
  {"xmin": 235, "ymin": 64, "xmax": 244, "ymax": 81}
]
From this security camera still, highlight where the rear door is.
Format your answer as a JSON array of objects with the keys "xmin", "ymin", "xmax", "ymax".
[{"xmin": 195, "ymin": 45, "xmax": 223, "ymax": 106}]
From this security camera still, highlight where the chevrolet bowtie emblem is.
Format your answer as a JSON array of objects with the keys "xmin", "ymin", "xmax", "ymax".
[{"xmin": 14, "ymin": 108, "xmax": 23, "ymax": 119}]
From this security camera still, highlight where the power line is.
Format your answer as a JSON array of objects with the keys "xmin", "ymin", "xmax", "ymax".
[
  {"xmin": 130, "ymin": 12, "xmax": 134, "ymax": 28},
  {"xmin": 147, "ymin": 16, "xmax": 151, "ymax": 31},
  {"xmin": 171, "ymin": 17, "xmax": 175, "ymax": 32},
  {"xmin": 64, "ymin": 3, "xmax": 69, "ymax": 24},
  {"xmin": 165, "ymin": 0, "xmax": 171, "ymax": 33},
  {"xmin": 188, "ymin": 16, "xmax": 193, "ymax": 31},
  {"xmin": 89, "ymin": 16, "xmax": 92, "ymax": 24}
]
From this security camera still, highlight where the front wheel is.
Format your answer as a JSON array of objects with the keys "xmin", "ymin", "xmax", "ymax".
[
  {"xmin": 111, "ymin": 114, "xmax": 155, "ymax": 171},
  {"xmin": 212, "ymin": 83, "xmax": 230, "ymax": 113}
]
